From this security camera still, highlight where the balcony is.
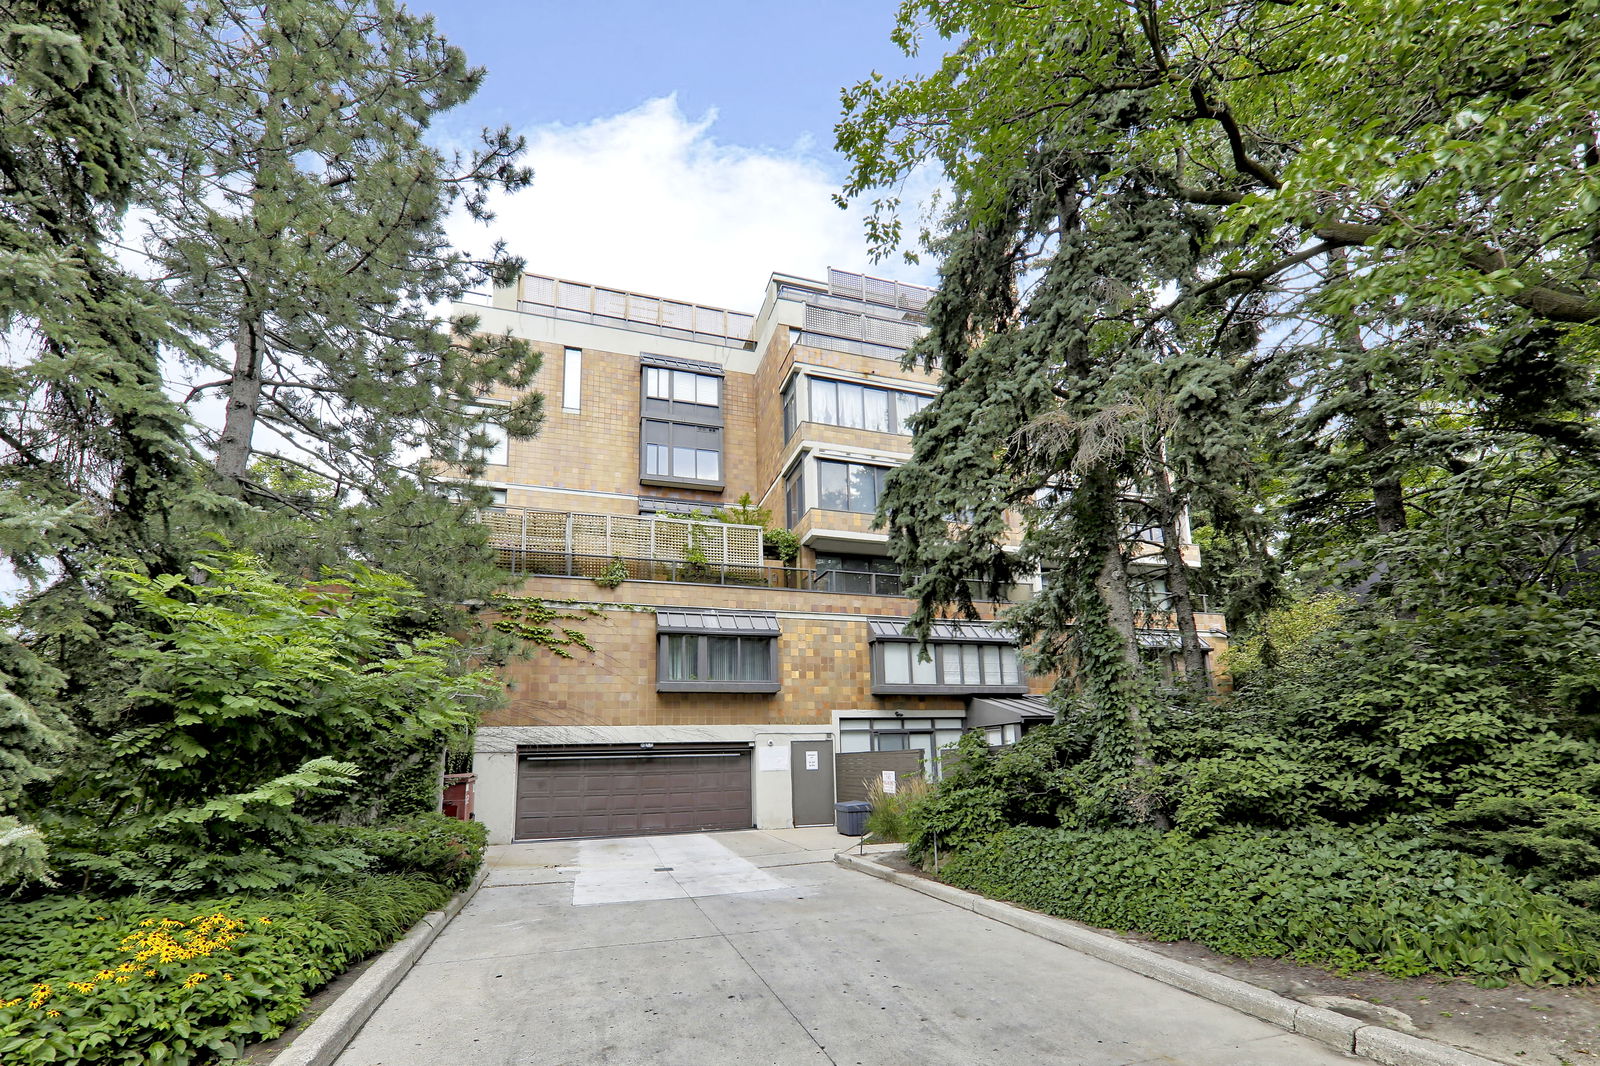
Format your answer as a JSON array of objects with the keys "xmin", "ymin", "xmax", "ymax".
[
  {"xmin": 481, "ymin": 507, "xmax": 1017, "ymax": 601},
  {"xmin": 481, "ymin": 507, "xmax": 765, "ymax": 573}
]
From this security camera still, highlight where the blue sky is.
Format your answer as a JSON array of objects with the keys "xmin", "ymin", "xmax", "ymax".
[
  {"xmin": 422, "ymin": 1, "xmax": 945, "ymax": 309},
  {"xmin": 423, "ymin": 1, "xmax": 932, "ymax": 157}
]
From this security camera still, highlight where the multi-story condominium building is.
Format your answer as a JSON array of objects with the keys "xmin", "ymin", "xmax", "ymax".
[{"xmin": 458, "ymin": 268, "xmax": 1230, "ymax": 844}]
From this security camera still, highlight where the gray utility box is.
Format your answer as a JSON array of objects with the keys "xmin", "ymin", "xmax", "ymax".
[{"xmin": 834, "ymin": 800, "xmax": 872, "ymax": 837}]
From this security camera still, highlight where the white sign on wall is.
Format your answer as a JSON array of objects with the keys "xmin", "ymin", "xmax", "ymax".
[
  {"xmin": 881, "ymin": 770, "xmax": 897, "ymax": 794},
  {"xmin": 758, "ymin": 745, "xmax": 786, "ymax": 772}
]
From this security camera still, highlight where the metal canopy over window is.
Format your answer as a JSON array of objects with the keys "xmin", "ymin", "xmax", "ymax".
[
  {"xmin": 657, "ymin": 610, "xmax": 780, "ymax": 637},
  {"xmin": 867, "ymin": 619, "xmax": 1026, "ymax": 695},
  {"xmin": 639, "ymin": 353, "xmax": 725, "ymax": 376},
  {"xmin": 1134, "ymin": 629, "xmax": 1213, "ymax": 650},
  {"xmin": 867, "ymin": 619, "xmax": 1015, "ymax": 644}
]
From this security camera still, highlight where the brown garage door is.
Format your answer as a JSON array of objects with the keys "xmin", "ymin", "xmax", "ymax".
[{"xmin": 515, "ymin": 744, "xmax": 753, "ymax": 840}]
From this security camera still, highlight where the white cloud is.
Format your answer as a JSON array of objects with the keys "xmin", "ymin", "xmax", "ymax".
[{"xmin": 451, "ymin": 95, "xmax": 937, "ymax": 312}]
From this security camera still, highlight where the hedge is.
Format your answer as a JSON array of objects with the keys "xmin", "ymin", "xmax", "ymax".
[{"xmin": 939, "ymin": 825, "xmax": 1600, "ymax": 985}]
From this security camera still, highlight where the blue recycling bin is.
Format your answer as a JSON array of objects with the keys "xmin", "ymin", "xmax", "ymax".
[{"xmin": 834, "ymin": 800, "xmax": 872, "ymax": 837}]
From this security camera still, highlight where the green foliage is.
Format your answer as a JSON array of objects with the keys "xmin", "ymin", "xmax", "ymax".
[
  {"xmin": 713, "ymin": 493, "xmax": 800, "ymax": 563},
  {"xmin": 324, "ymin": 813, "xmax": 487, "ymax": 891},
  {"xmin": 941, "ymin": 826, "xmax": 1600, "ymax": 986},
  {"xmin": 763, "ymin": 527, "xmax": 800, "ymax": 564},
  {"xmin": 489, "ymin": 596, "xmax": 600, "ymax": 659},
  {"xmin": 0, "ymin": 874, "xmax": 453, "ymax": 1066},
  {"xmin": 863, "ymin": 775, "xmax": 928, "ymax": 843},
  {"xmin": 146, "ymin": 0, "xmax": 540, "ymax": 497},
  {"xmin": 593, "ymin": 556, "xmax": 628, "ymax": 590},
  {"xmin": 41, "ymin": 553, "xmax": 494, "ymax": 895},
  {"xmin": 0, "ymin": 817, "xmax": 53, "ymax": 890}
]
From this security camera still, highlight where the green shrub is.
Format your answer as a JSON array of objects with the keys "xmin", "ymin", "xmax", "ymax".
[
  {"xmin": 0, "ymin": 874, "xmax": 453, "ymax": 1066},
  {"xmin": 940, "ymin": 826, "xmax": 1600, "ymax": 986},
  {"xmin": 330, "ymin": 813, "xmax": 488, "ymax": 890}
]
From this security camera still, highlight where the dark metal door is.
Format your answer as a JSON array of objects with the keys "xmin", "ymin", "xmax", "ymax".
[{"xmin": 789, "ymin": 740, "xmax": 836, "ymax": 827}]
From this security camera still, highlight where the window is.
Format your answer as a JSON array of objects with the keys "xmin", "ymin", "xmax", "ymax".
[
  {"xmin": 869, "ymin": 621, "xmax": 1027, "ymax": 695},
  {"xmin": 643, "ymin": 420, "xmax": 721, "ymax": 482},
  {"xmin": 782, "ymin": 381, "xmax": 798, "ymax": 441},
  {"xmin": 644, "ymin": 367, "xmax": 719, "ymax": 407},
  {"xmin": 641, "ymin": 361, "xmax": 723, "ymax": 488},
  {"xmin": 562, "ymin": 347, "xmax": 582, "ymax": 412},
  {"xmin": 815, "ymin": 459, "xmax": 890, "ymax": 514},
  {"xmin": 661, "ymin": 635, "xmax": 773, "ymax": 683},
  {"xmin": 465, "ymin": 410, "xmax": 508, "ymax": 466},
  {"xmin": 785, "ymin": 470, "xmax": 805, "ymax": 528},
  {"xmin": 806, "ymin": 378, "xmax": 930, "ymax": 436},
  {"xmin": 657, "ymin": 610, "xmax": 779, "ymax": 692},
  {"xmin": 838, "ymin": 717, "xmax": 965, "ymax": 778}
]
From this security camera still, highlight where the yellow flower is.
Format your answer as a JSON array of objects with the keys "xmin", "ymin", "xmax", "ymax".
[
  {"xmin": 143, "ymin": 970, "xmax": 157, "ymax": 978},
  {"xmin": 256, "ymin": 916, "xmax": 272, "ymax": 925},
  {"xmin": 182, "ymin": 973, "xmax": 209, "ymax": 989},
  {"xmin": 46, "ymin": 1010, "xmax": 61, "ymax": 1018},
  {"xmin": 222, "ymin": 973, "xmax": 234, "ymax": 981},
  {"xmin": 94, "ymin": 971, "xmax": 114, "ymax": 981}
]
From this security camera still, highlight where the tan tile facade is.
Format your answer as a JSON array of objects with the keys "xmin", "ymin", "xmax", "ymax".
[{"xmin": 485, "ymin": 604, "xmax": 1036, "ymax": 730}]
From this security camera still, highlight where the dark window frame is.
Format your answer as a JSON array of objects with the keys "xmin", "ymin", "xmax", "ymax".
[
  {"xmin": 814, "ymin": 458, "xmax": 890, "ymax": 515},
  {"xmin": 656, "ymin": 632, "xmax": 780, "ymax": 694},
  {"xmin": 805, "ymin": 376, "xmax": 932, "ymax": 437},
  {"xmin": 869, "ymin": 638, "xmax": 1028, "ymax": 696},
  {"xmin": 639, "ymin": 365, "xmax": 725, "ymax": 490}
]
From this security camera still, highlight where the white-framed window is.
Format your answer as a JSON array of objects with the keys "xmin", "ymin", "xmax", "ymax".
[{"xmin": 562, "ymin": 346, "xmax": 582, "ymax": 412}]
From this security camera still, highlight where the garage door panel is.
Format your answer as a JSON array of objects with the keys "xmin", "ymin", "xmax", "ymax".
[{"xmin": 515, "ymin": 748, "xmax": 752, "ymax": 840}]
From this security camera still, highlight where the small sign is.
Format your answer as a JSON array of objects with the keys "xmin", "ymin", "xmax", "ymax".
[
  {"xmin": 758, "ymin": 745, "xmax": 786, "ymax": 772},
  {"xmin": 805, "ymin": 750, "xmax": 819, "ymax": 771},
  {"xmin": 881, "ymin": 770, "xmax": 897, "ymax": 794}
]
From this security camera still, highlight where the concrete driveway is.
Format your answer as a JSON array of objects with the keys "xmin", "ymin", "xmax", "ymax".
[{"xmin": 333, "ymin": 829, "xmax": 1354, "ymax": 1065}]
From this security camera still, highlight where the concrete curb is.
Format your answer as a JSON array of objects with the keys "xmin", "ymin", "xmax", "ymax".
[
  {"xmin": 270, "ymin": 864, "xmax": 490, "ymax": 1066},
  {"xmin": 835, "ymin": 850, "xmax": 1506, "ymax": 1066}
]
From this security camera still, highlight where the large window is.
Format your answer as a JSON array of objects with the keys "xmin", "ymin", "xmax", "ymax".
[
  {"xmin": 661, "ymin": 635, "xmax": 774, "ymax": 683},
  {"xmin": 816, "ymin": 459, "xmax": 890, "ymax": 514},
  {"xmin": 644, "ymin": 366, "xmax": 719, "ymax": 407},
  {"xmin": 807, "ymin": 378, "xmax": 930, "ymax": 436},
  {"xmin": 643, "ymin": 420, "xmax": 721, "ymax": 482},
  {"xmin": 657, "ymin": 610, "xmax": 779, "ymax": 693},
  {"xmin": 870, "ymin": 622, "xmax": 1027, "ymax": 695},
  {"xmin": 640, "ymin": 360, "xmax": 723, "ymax": 488}
]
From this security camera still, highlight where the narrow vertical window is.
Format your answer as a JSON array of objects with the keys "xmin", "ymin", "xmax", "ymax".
[{"xmin": 562, "ymin": 347, "xmax": 582, "ymax": 412}]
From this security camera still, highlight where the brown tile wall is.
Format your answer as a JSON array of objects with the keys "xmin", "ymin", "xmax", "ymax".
[
  {"xmin": 486, "ymin": 606, "xmax": 986, "ymax": 729},
  {"xmin": 484, "ymin": 341, "xmax": 763, "ymax": 510}
]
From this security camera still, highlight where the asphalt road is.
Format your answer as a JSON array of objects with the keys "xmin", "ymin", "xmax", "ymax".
[{"xmin": 332, "ymin": 829, "xmax": 1355, "ymax": 1065}]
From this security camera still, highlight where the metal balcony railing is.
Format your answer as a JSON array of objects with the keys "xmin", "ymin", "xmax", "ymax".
[
  {"xmin": 480, "ymin": 507, "xmax": 765, "ymax": 570},
  {"xmin": 494, "ymin": 549, "xmax": 1018, "ymax": 602}
]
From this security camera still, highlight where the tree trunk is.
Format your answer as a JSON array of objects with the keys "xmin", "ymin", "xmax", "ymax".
[
  {"xmin": 213, "ymin": 314, "xmax": 264, "ymax": 488},
  {"xmin": 1150, "ymin": 465, "xmax": 1208, "ymax": 687},
  {"xmin": 1092, "ymin": 491, "xmax": 1172, "ymax": 831}
]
